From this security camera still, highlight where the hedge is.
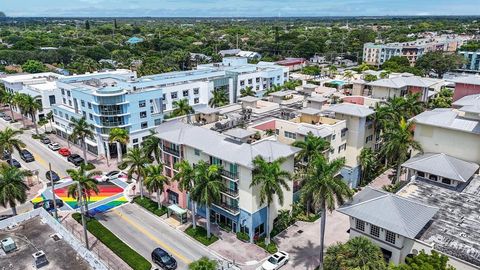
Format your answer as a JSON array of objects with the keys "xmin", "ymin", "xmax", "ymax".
[
  {"xmin": 185, "ymin": 225, "xmax": 218, "ymax": 246},
  {"xmin": 255, "ymin": 237, "xmax": 278, "ymax": 254},
  {"xmin": 133, "ymin": 196, "xmax": 168, "ymax": 217},
  {"xmin": 72, "ymin": 213, "xmax": 151, "ymax": 270}
]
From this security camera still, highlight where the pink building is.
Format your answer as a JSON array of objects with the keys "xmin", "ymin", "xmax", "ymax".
[{"xmin": 452, "ymin": 76, "xmax": 480, "ymax": 102}]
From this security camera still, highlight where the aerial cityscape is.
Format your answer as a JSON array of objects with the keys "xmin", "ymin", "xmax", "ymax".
[{"xmin": 0, "ymin": 1, "xmax": 479, "ymax": 270}]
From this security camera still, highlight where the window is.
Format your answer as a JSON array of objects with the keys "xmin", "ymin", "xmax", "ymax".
[
  {"xmin": 183, "ymin": 90, "xmax": 189, "ymax": 97},
  {"xmin": 341, "ymin": 128, "xmax": 348, "ymax": 137},
  {"xmin": 442, "ymin": 178, "xmax": 452, "ymax": 185},
  {"xmin": 141, "ymin": 122, "xmax": 148, "ymax": 129},
  {"xmin": 89, "ymin": 113, "xmax": 93, "ymax": 120},
  {"xmin": 365, "ymin": 135, "xmax": 373, "ymax": 143},
  {"xmin": 53, "ymin": 109, "xmax": 57, "ymax": 115},
  {"xmin": 140, "ymin": 111, "xmax": 147, "ymax": 118},
  {"xmin": 61, "ymin": 89, "xmax": 65, "ymax": 95},
  {"xmin": 284, "ymin": 131, "xmax": 296, "ymax": 139},
  {"xmin": 355, "ymin": 219, "xmax": 365, "ymax": 231},
  {"xmin": 88, "ymin": 102, "xmax": 92, "ymax": 109},
  {"xmin": 154, "ymin": 119, "xmax": 162, "ymax": 126},
  {"xmin": 429, "ymin": 175, "xmax": 438, "ymax": 181},
  {"xmin": 139, "ymin": 100, "xmax": 146, "ymax": 107},
  {"xmin": 194, "ymin": 149, "xmax": 200, "ymax": 156},
  {"xmin": 82, "ymin": 111, "xmax": 86, "ymax": 117},
  {"xmin": 162, "ymin": 94, "xmax": 166, "ymax": 100},
  {"xmin": 59, "ymin": 111, "xmax": 63, "ymax": 117},
  {"xmin": 248, "ymin": 79, "xmax": 252, "ymax": 84},
  {"xmin": 68, "ymin": 100, "xmax": 72, "ymax": 106},
  {"xmin": 171, "ymin": 92, "xmax": 178, "ymax": 99},
  {"xmin": 370, "ymin": 225, "xmax": 380, "ymax": 238},
  {"xmin": 81, "ymin": 100, "xmax": 85, "ymax": 107},
  {"xmin": 162, "ymin": 104, "xmax": 167, "ymax": 111},
  {"xmin": 194, "ymin": 98, "xmax": 199, "ymax": 104},
  {"xmin": 256, "ymin": 85, "xmax": 260, "ymax": 90},
  {"xmin": 49, "ymin": 95, "xmax": 56, "ymax": 105},
  {"xmin": 254, "ymin": 223, "xmax": 265, "ymax": 235},
  {"xmin": 256, "ymin": 77, "xmax": 260, "ymax": 83},
  {"xmin": 332, "ymin": 134, "xmax": 336, "ymax": 140},
  {"xmin": 67, "ymin": 90, "xmax": 71, "ymax": 97},
  {"xmin": 417, "ymin": 171, "xmax": 425, "ymax": 178},
  {"xmin": 133, "ymin": 138, "xmax": 138, "ymax": 144},
  {"xmin": 338, "ymin": 143, "xmax": 346, "ymax": 153},
  {"xmin": 63, "ymin": 98, "xmax": 66, "ymax": 104},
  {"xmin": 193, "ymin": 88, "xmax": 199, "ymax": 95},
  {"xmin": 150, "ymin": 106, "xmax": 154, "ymax": 113},
  {"xmin": 240, "ymin": 80, "xmax": 245, "ymax": 86},
  {"xmin": 385, "ymin": 231, "xmax": 396, "ymax": 244}
]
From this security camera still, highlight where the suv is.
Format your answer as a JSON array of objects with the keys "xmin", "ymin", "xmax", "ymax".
[
  {"xmin": 19, "ymin": 149, "xmax": 35, "ymax": 162},
  {"xmin": 48, "ymin": 142, "xmax": 61, "ymax": 151},
  {"xmin": 45, "ymin": 170, "xmax": 60, "ymax": 182},
  {"xmin": 67, "ymin": 154, "xmax": 84, "ymax": 166},
  {"xmin": 151, "ymin": 248, "xmax": 177, "ymax": 270},
  {"xmin": 40, "ymin": 137, "xmax": 51, "ymax": 144},
  {"xmin": 7, "ymin": 159, "xmax": 21, "ymax": 168}
]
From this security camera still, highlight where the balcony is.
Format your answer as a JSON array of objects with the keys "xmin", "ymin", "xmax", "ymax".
[
  {"xmin": 221, "ymin": 186, "xmax": 239, "ymax": 198},
  {"xmin": 220, "ymin": 168, "xmax": 239, "ymax": 180},
  {"xmin": 213, "ymin": 202, "xmax": 240, "ymax": 215},
  {"xmin": 163, "ymin": 146, "xmax": 180, "ymax": 157}
]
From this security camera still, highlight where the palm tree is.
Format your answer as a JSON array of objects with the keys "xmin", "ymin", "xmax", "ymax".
[
  {"xmin": 174, "ymin": 160, "xmax": 198, "ymax": 229},
  {"xmin": 250, "ymin": 156, "xmax": 291, "ymax": 244},
  {"xmin": 120, "ymin": 147, "xmax": 150, "ymax": 198},
  {"xmin": 13, "ymin": 93, "xmax": 27, "ymax": 127},
  {"xmin": 292, "ymin": 132, "xmax": 330, "ymax": 165},
  {"xmin": 381, "ymin": 118, "xmax": 423, "ymax": 184},
  {"xmin": 143, "ymin": 130, "xmax": 162, "ymax": 163},
  {"xmin": 208, "ymin": 89, "xmax": 229, "ymax": 108},
  {"xmin": 108, "ymin": 128, "xmax": 129, "ymax": 162},
  {"xmin": 0, "ymin": 128, "xmax": 26, "ymax": 166},
  {"xmin": 144, "ymin": 164, "xmax": 169, "ymax": 209},
  {"xmin": 403, "ymin": 93, "xmax": 425, "ymax": 119},
  {"xmin": 302, "ymin": 156, "xmax": 353, "ymax": 270},
  {"xmin": 328, "ymin": 65, "xmax": 338, "ymax": 78},
  {"xmin": 69, "ymin": 117, "xmax": 94, "ymax": 165},
  {"xmin": 265, "ymin": 84, "xmax": 283, "ymax": 95},
  {"xmin": 343, "ymin": 70, "xmax": 354, "ymax": 82},
  {"xmin": 172, "ymin": 98, "xmax": 194, "ymax": 117},
  {"xmin": 0, "ymin": 164, "xmax": 29, "ymax": 215},
  {"xmin": 190, "ymin": 160, "xmax": 222, "ymax": 238},
  {"xmin": 0, "ymin": 91, "xmax": 15, "ymax": 121},
  {"xmin": 21, "ymin": 94, "xmax": 42, "ymax": 135},
  {"xmin": 240, "ymin": 86, "xmax": 256, "ymax": 97},
  {"xmin": 359, "ymin": 148, "xmax": 377, "ymax": 186},
  {"xmin": 46, "ymin": 111, "xmax": 54, "ymax": 132},
  {"xmin": 66, "ymin": 165, "xmax": 101, "ymax": 213}
]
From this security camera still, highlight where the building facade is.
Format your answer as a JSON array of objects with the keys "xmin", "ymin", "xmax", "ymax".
[{"xmin": 458, "ymin": 51, "xmax": 480, "ymax": 73}]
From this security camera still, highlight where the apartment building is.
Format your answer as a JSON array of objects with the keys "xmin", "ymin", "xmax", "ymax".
[
  {"xmin": 154, "ymin": 120, "xmax": 300, "ymax": 241},
  {"xmin": 1, "ymin": 72, "xmax": 66, "ymax": 120},
  {"xmin": 451, "ymin": 75, "xmax": 480, "ymax": 101},
  {"xmin": 458, "ymin": 51, "xmax": 480, "ymax": 73},
  {"xmin": 362, "ymin": 35, "xmax": 470, "ymax": 66}
]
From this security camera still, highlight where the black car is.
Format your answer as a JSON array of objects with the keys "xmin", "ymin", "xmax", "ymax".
[
  {"xmin": 7, "ymin": 159, "xmax": 21, "ymax": 168},
  {"xmin": 19, "ymin": 149, "xmax": 35, "ymax": 162},
  {"xmin": 33, "ymin": 199, "xmax": 64, "ymax": 211},
  {"xmin": 151, "ymin": 248, "xmax": 177, "ymax": 270},
  {"xmin": 0, "ymin": 214, "xmax": 13, "ymax": 221},
  {"xmin": 1, "ymin": 150, "xmax": 9, "ymax": 160},
  {"xmin": 3, "ymin": 115, "xmax": 12, "ymax": 122},
  {"xmin": 40, "ymin": 137, "xmax": 51, "ymax": 144},
  {"xmin": 67, "ymin": 154, "xmax": 84, "ymax": 166},
  {"xmin": 45, "ymin": 170, "xmax": 60, "ymax": 182}
]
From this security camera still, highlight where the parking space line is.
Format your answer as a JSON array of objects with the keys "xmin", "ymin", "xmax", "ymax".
[{"xmin": 112, "ymin": 209, "xmax": 192, "ymax": 264}]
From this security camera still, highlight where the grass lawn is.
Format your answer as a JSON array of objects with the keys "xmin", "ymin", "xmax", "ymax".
[
  {"xmin": 133, "ymin": 196, "xmax": 168, "ymax": 217},
  {"xmin": 72, "ymin": 213, "xmax": 151, "ymax": 270},
  {"xmin": 185, "ymin": 225, "xmax": 219, "ymax": 246}
]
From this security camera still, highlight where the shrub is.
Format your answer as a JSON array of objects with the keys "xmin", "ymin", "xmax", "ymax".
[
  {"xmin": 185, "ymin": 225, "xmax": 218, "ymax": 246},
  {"xmin": 133, "ymin": 196, "xmax": 167, "ymax": 217},
  {"xmin": 81, "ymin": 163, "xmax": 96, "ymax": 171},
  {"xmin": 255, "ymin": 238, "xmax": 278, "ymax": 254},
  {"xmin": 31, "ymin": 134, "xmax": 42, "ymax": 140},
  {"xmin": 236, "ymin": 232, "xmax": 250, "ymax": 242},
  {"xmin": 71, "ymin": 213, "xmax": 151, "ymax": 270}
]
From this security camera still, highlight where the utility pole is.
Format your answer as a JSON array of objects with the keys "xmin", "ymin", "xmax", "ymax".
[
  {"xmin": 77, "ymin": 181, "xmax": 89, "ymax": 250},
  {"xmin": 236, "ymin": 33, "xmax": 239, "ymax": 49},
  {"xmin": 49, "ymin": 163, "xmax": 58, "ymax": 220}
]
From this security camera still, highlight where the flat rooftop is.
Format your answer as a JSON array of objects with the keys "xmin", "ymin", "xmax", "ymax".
[
  {"xmin": 397, "ymin": 178, "xmax": 480, "ymax": 266},
  {"xmin": 0, "ymin": 216, "xmax": 90, "ymax": 270}
]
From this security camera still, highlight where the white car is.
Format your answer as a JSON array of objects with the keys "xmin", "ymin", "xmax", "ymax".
[
  {"xmin": 100, "ymin": 170, "xmax": 124, "ymax": 182},
  {"xmin": 48, "ymin": 142, "xmax": 61, "ymax": 151},
  {"xmin": 261, "ymin": 251, "xmax": 289, "ymax": 270}
]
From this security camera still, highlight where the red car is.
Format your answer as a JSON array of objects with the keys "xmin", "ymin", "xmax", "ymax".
[{"xmin": 58, "ymin": 148, "xmax": 71, "ymax": 157}]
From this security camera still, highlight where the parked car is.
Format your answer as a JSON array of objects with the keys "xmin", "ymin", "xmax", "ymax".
[
  {"xmin": 101, "ymin": 170, "xmax": 124, "ymax": 182},
  {"xmin": 48, "ymin": 142, "xmax": 61, "ymax": 151},
  {"xmin": 0, "ymin": 214, "xmax": 13, "ymax": 221},
  {"xmin": 1, "ymin": 150, "xmax": 9, "ymax": 160},
  {"xmin": 261, "ymin": 251, "xmax": 289, "ymax": 270},
  {"xmin": 40, "ymin": 137, "xmax": 51, "ymax": 144},
  {"xmin": 6, "ymin": 159, "xmax": 21, "ymax": 168},
  {"xmin": 3, "ymin": 115, "xmax": 12, "ymax": 122},
  {"xmin": 58, "ymin": 148, "xmax": 71, "ymax": 156},
  {"xmin": 33, "ymin": 199, "xmax": 64, "ymax": 211},
  {"xmin": 45, "ymin": 170, "xmax": 60, "ymax": 182},
  {"xmin": 151, "ymin": 248, "xmax": 177, "ymax": 270},
  {"xmin": 67, "ymin": 154, "xmax": 84, "ymax": 166},
  {"xmin": 0, "ymin": 112, "xmax": 5, "ymax": 118},
  {"xmin": 19, "ymin": 149, "xmax": 35, "ymax": 162}
]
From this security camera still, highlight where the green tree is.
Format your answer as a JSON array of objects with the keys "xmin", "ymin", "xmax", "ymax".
[
  {"xmin": 0, "ymin": 164, "xmax": 29, "ymax": 215},
  {"xmin": 325, "ymin": 236, "xmax": 387, "ymax": 270},
  {"xmin": 13, "ymin": 93, "xmax": 27, "ymax": 127},
  {"xmin": 190, "ymin": 160, "xmax": 223, "ymax": 238},
  {"xmin": 363, "ymin": 74, "xmax": 378, "ymax": 82},
  {"xmin": 429, "ymin": 88, "xmax": 453, "ymax": 109},
  {"xmin": 302, "ymin": 156, "xmax": 353, "ymax": 270},
  {"xmin": 144, "ymin": 164, "xmax": 169, "ymax": 209},
  {"xmin": 390, "ymin": 250, "xmax": 455, "ymax": 270},
  {"xmin": 416, "ymin": 51, "xmax": 464, "ymax": 78},
  {"xmin": 66, "ymin": 165, "xmax": 101, "ymax": 213},
  {"xmin": 142, "ymin": 130, "xmax": 162, "ymax": 164},
  {"xmin": 250, "ymin": 156, "xmax": 291, "ymax": 244},
  {"xmin": 189, "ymin": 257, "xmax": 218, "ymax": 270},
  {"xmin": 174, "ymin": 160, "xmax": 198, "ymax": 229},
  {"xmin": 292, "ymin": 132, "xmax": 330, "ymax": 165},
  {"xmin": 46, "ymin": 111, "xmax": 54, "ymax": 131},
  {"xmin": 172, "ymin": 98, "xmax": 194, "ymax": 117},
  {"xmin": 381, "ymin": 56, "xmax": 411, "ymax": 72},
  {"xmin": 0, "ymin": 128, "xmax": 25, "ymax": 166},
  {"xmin": 69, "ymin": 117, "xmax": 94, "ymax": 165},
  {"xmin": 21, "ymin": 94, "xmax": 42, "ymax": 135},
  {"xmin": 359, "ymin": 147, "xmax": 377, "ymax": 186},
  {"xmin": 21, "ymin": 60, "xmax": 45, "ymax": 73},
  {"xmin": 0, "ymin": 90, "xmax": 16, "ymax": 121},
  {"xmin": 85, "ymin": 20, "xmax": 90, "ymax": 30},
  {"xmin": 343, "ymin": 70, "xmax": 354, "ymax": 82},
  {"xmin": 119, "ymin": 147, "xmax": 150, "ymax": 198},
  {"xmin": 240, "ymin": 86, "xmax": 255, "ymax": 97},
  {"xmin": 208, "ymin": 89, "xmax": 229, "ymax": 108},
  {"xmin": 108, "ymin": 128, "xmax": 129, "ymax": 162},
  {"xmin": 381, "ymin": 118, "xmax": 423, "ymax": 183}
]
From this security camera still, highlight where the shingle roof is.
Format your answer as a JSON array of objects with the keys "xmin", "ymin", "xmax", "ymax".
[
  {"xmin": 402, "ymin": 153, "xmax": 479, "ymax": 182},
  {"xmin": 155, "ymin": 121, "xmax": 300, "ymax": 169},
  {"xmin": 412, "ymin": 108, "xmax": 480, "ymax": 134},
  {"xmin": 324, "ymin": 103, "xmax": 374, "ymax": 117},
  {"xmin": 338, "ymin": 187, "xmax": 439, "ymax": 238}
]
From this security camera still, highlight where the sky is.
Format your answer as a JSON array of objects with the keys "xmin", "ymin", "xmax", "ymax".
[{"xmin": 1, "ymin": 0, "xmax": 479, "ymax": 17}]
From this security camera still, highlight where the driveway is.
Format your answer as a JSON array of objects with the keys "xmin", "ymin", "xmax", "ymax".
[
  {"xmin": 274, "ymin": 210, "xmax": 350, "ymax": 270},
  {"xmin": 97, "ymin": 203, "xmax": 217, "ymax": 269}
]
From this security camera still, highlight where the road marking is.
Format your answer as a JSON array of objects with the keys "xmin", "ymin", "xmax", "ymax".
[
  {"xmin": 112, "ymin": 209, "xmax": 192, "ymax": 264},
  {"xmin": 31, "ymin": 152, "xmax": 49, "ymax": 170}
]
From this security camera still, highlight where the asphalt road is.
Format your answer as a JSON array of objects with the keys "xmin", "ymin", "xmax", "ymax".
[{"xmin": 97, "ymin": 203, "xmax": 217, "ymax": 269}]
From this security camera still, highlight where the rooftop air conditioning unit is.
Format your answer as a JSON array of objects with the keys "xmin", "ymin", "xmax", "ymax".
[
  {"xmin": 32, "ymin": 250, "xmax": 49, "ymax": 268},
  {"xmin": 1, "ymin": 237, "xmax": 16, "ymax": 253}
]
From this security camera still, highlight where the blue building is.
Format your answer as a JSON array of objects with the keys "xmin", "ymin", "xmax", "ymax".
[{"xmin": 459, "ymin": 51, "xmax": 480, "ymax": 73}]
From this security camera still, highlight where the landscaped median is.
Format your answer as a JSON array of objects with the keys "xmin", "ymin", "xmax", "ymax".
[
  {"xmin": 133, "ymin": 196, "xmax": 168, "ymax": 217},
  {"xmin": 72, "ymin": 213, "xmax": 151, "ymax": 270},
  {"xmin": 185, "ymin": 225, "xmax": 219, "ymax": 246}
]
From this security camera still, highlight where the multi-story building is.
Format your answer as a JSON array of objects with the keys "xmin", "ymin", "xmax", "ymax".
[
  {"xmin": 1, "ymin": 72, "xmax": 66, "ymax": 120},
  {"xmin": 458, "ymin": 51, "xmax": 480, "ymax": 73},
  {"xmin": 155, "ymin": 120, "xmax": 300, "ymax": 241},
  {"xmin": 451, "ymin": 75, "xmax": 480, "ymax": 101}
]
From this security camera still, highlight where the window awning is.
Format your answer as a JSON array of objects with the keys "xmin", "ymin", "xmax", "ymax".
[{"xmin": 167, "ymin": 204, "xmax": 187, "ymax": 215}]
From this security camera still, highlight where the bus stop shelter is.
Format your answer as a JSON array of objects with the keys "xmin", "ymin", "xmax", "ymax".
[{"xmin": 167, "ymin": 204, "xmax": 187, "ymax": 224}]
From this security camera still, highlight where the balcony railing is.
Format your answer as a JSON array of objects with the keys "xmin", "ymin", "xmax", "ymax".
[
  {"xmin": 221, "ymin": 186, "xmax": 239, "ymax": 198},
  {"xmin": 213, "ymin": 202, "xmax": 240, "ymax": 215},
  {"xmin": 163, "ymin": 146, "xmax": 180, "ymax": 157},
  {"xmin": 220, "ymin": 168, "xmax": 239, "ymax": 180}
]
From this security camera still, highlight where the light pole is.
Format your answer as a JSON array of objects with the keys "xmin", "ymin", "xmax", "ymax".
[
  {"xmin": 49, "ymin": 163, "xmax": 58, "ymax": 220},
  {"xmin": 77, "ymin": 181, "xmax": 89, "ymax": 250}
]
